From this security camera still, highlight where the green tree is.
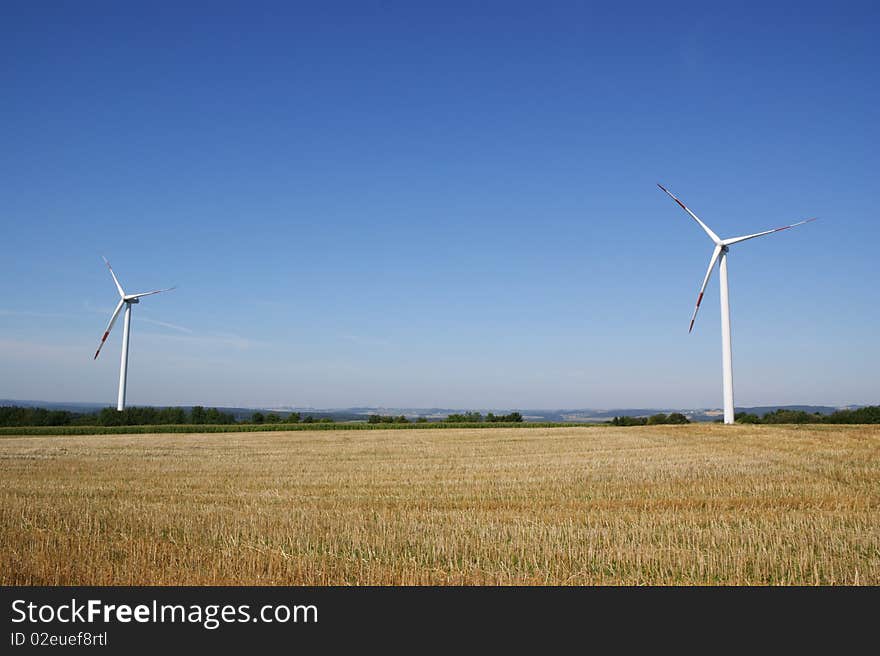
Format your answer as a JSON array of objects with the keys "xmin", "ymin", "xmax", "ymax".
[
  {"xmin": 190, "ymin": 406, "xmax": 207, "ymax": 424},
  {"xmin": 447, "ymin": 412, "xmax": 482, "ymax": 423},
  {"xmin": 843, "ymin": 406, "xmax": 880, "ymax": 423},
  {"xmin": 613, "ymin": 416, "xmax": 648, "ymax": 426},
  {"xmin": 161, "ymin": 407, "xmax": 187, "ymax": 424},
  {"xmin": 762, "ymin": 409, "xmax": 812, "ymax": 424},
  {"xmin": 99, "ymin": 407, "xmax": 123, "ymax": 426}
]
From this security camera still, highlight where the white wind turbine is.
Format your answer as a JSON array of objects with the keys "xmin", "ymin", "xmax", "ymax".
[
  {"xmin": 94, "ymin": 256, "xmax": 175, "ymax": 411},
  {"xmin": 658, "ymin": 184, "xmax": 816, "ymax": 424}
]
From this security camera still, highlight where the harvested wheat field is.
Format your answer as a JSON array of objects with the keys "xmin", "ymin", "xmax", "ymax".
[{"xmin": 1, "ymin": 425, "xmax": 878, "ymax": 585}]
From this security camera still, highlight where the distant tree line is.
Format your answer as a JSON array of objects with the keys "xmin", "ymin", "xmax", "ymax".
[
  {"xmin": 485, "ymin": 412, "xmax": 524, "ymax": 423},
  {"xmin": 99, "ymin": 406, "xmax": 236, "ymax": 426},
  {"xmin": 734, "ymin": 406, "xmax": 880, "ymax": 424},
  {"xmin": 610, "ymin": 406, "xmax": 880, "ymax": 425},
  {"xmin": 611, "ymin": 413, "xmax": 690, "ymax": 426},
  {"xmin": 367, "ymin": 414, "xmax": 429, "ymax": 424},
  {"xmin": 249, "ymin": 411, "xmax": 318, "ymax": 424},
  {"xmin": 446, "ymin": 412, "xmax": 524, "ymax": 423},
  {"xmin": 0, "ymin": 405, "xmax": 236, "ymax": 427},
  {"xmin": 0, "ymin": 406, "xmax": 364, "ymax": 427},
  {"xmin": 0, "ymin": 406, "xmax": 518, "ymax": 427},
  {"xmin": 250, "ymin": 412, "xmax": 302, "ymax": 424},
  {"xmin": 0, "ymin": 406, "xmax": 90, "ymax": 427},
  {"xmin": 5, "ymin": 404, "xmax": 876, "ymax": 428},
  {"xmin": 367, "ymin": 412, "xmax": 525, "ymax": 424}
]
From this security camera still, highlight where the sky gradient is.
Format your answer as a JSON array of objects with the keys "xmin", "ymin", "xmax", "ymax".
[{"xmin": 1, "ymin": 2, "xmax": 878, "ymax": 409}]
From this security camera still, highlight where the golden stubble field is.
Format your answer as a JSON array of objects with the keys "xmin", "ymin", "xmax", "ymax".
[{"xmin": 1, "ymin": 425, "xmax": 878, "ymax": 585}]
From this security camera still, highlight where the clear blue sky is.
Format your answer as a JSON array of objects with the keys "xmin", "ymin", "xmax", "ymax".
[{"xmin": 1, "ymin": 1, "xmax": 877, "ymax": 410}]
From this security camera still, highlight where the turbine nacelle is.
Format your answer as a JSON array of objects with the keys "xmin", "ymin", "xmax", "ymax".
[{"xmin": 657, "ymin": 184, "xmax": 816, "ymax": 334}]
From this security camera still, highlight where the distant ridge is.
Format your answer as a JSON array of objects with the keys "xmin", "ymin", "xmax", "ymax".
[
  {"xmin": 736, "ymin": 405, "xmax": 843, "ymax": 417},
  {"xmin": 0, "ymin": 400, "xmax": 868, "ymax": 423}
]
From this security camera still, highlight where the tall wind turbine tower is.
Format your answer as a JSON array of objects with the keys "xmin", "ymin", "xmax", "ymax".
[
  {"xmin": 658, "ymin": 184, "xmax": 816, "ymax": 424},
  {"xmin": 94, "ymin": 257, "xmax": 175, "ymax": 411}
]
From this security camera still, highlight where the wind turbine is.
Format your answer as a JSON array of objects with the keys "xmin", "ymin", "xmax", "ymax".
[
  {"xmin": 658, "ymin": 184, "xmax": 816, "ymax": 424},
  {"xmin": 94, "ymin": 256, "xmax": 175, "ymax": 411}
]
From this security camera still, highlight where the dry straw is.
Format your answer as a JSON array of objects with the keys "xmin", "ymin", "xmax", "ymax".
[{"xmin": 1, "ymin": 425, "xmax": 877, "ymax": 585}]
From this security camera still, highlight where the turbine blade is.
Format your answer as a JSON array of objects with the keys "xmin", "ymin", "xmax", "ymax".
[
  {"xmin": 722, "ymin": 218, "xmax": 817, "ymax": 246},
  {"xmin": 126, "ymin": 286, "xmax": 176, "ymax": 300},
  {"xmin": 657, "ymin": 184, "xmax": 722, "ymax": 245},
  {"xmin": 689, "ymin": 245, "xmax": 722, "ymax": 334},
  {"xmin": 94, "ymin": 299, "xmax": 125, "ymax": 359},
  {"xmin": 102, "ymin": 256, "xmax": 126, "ymax": 297}
]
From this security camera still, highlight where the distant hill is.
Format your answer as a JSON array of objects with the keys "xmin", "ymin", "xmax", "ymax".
[
  {"xmin": 0, "ymin": 400, "xmax": 108, "ymax": 414},
  {"xmin": 736, "ymin": 405, "xmax": 842, "ymax": 417},
  {"xmin": 0, "ymin": 400, "xmax": 868, "ymax": 423}
]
